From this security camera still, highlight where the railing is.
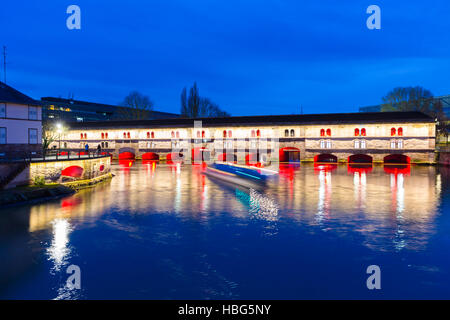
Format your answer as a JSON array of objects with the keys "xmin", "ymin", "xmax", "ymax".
[{"xmin": 0, "ymin": 149, "xmax": 111, "ymax": 163}]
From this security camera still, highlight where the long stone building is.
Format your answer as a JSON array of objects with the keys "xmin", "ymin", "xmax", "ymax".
[{"xmin": 54, "ymin": 111, "xmax": 436, "ymax": 164}]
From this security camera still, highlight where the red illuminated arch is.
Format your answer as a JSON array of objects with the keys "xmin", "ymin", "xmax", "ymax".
[
  {"xmin": 142, "ymin": 152, "xmax": 159, "ymax": 161},
  {"xmin": 314, "ymin": 153, "xmax": 337, "ymax": 163},
  {"xmin": 348, "ymin": 154, "xmax": 372, "ymax": 164},
  {"xmin": 119, "ymin": 151, "xmax": 135, "ymax": 160},
  {"xmin": 354, "ymin": 128, "xmax": 360, "ymax": 136},
  {"xmin": 384, "ymin": 154, "xmax": 410, "ymax": 164},
  {"xmin": 279, "ymin": 147, "xmax": 300, "ymax": 163}
]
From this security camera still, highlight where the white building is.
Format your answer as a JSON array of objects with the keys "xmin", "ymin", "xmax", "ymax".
[{"xmin": 0, "ymin": 81, "xmax": 42, "ymax": 158}]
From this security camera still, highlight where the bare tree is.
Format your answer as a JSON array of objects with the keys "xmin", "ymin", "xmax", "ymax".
[
  {"xmin": 180, "ymin": 82, "xmax": 229, "ymax": 118},
  {"xmin": 42, "ymin": 122, "xmax": 57, "ymax": 154},
  {"xmin": 118, "ymin": 91, "xmax": 154, "ymax": 120},
  {"xmin": 381, "ymin": 86, "xmax": 443, "ymax": 118}
]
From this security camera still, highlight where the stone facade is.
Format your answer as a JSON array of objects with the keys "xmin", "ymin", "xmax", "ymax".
[{"xmin": 54, "ymin": 116, "xmax": 436, "ymax": 164}]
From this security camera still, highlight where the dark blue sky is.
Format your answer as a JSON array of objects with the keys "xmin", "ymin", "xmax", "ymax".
[{"xmin": 2, "ymin": 0, "xmax": 450, "ymax": 115}]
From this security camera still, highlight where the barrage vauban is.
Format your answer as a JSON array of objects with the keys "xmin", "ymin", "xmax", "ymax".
[{"xmin": 178, "ymin": 304, "xmax": 271, "ymax": 317}]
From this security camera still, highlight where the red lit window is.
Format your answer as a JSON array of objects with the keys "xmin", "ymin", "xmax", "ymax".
[
  {"xmin": 391, "ymin": 128, "xmax": 396, "ymax": 136},
  {"xmin": 256, "ymin": 129, "xmax": 261, "ymax": 137},
  {"xmin": 151, "ymin": 132, "xmax": 154, "ymax": 139},
  {"xmin": 123, "ymin": 132, "xmax": 126, "ymax": 138},
  {"xmin": 101, "ymin": 132, "xmax": 105, "ymax": 139},
  {"xmin": 398, "ymin": 127, "xmax": 403, "ymax": 136},
  {"xmin": 176, "ymin": 131, "xmax": 180, "ymax": 138},
  {"xmin": 127, "ymin": 132, "xmax": 131, "ymax": 139},
  {"xmin": 84, "ymin": 133, "xmax": 87, "ymax": 139},
  {"xmin": 326, "ymin": 129, "xmax": 331, "ymax": 136},
  {"xmin": 223, "ymin": 130, "xmax": 227, "ymax": 138},
  {"xmin": 105, "ymin": 133, "xmax": 108, "ymax": 139},
  {"xmin": 355, "ymin": 128, "xmax": 359, "ymax": 136},
  {"xmin": 320, "ymin": 129, "xmax": 325, "ymax": 137},
  {"xmin": 361, "ymin": 128, "xmax": 366, "ymax": 136},
  {"xmin": 251, "ymin": 130, "xmax": 255, "ymax": 138},
  {"xmin": 197, "ymin": 131, "xmax": 200, "ymax": 138},
  {"xmin": 80, "ymin": 133, "xmax": 84, "ymax": 139},
  {"xmin": 171, "ymin": 131, "xmax": 175, "ymax": 138},
  {"xmin": 201, "ymin": 131, "xmax": 205, "ymax": 138},
  {"xmin": 147, "ymin": 132, "xmax": 150, "ymax": 138},
  {"xmin": 228, "ymin": 130, "xmax": 232, "ymax": 138}
]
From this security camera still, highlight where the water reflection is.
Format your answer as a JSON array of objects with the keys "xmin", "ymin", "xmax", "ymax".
[{"xmin": 0, "ymin": 162, "xmax": 447, "ymax": 299}]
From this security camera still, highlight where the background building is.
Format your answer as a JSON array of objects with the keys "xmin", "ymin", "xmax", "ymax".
[
  {"xmin": 41, "ymin": 97, "xmax": 179, "ymax": 123},
  {"xmin": 359, "ymin": 95, "xmax": 450, "ymax": 118},
  {"xmin": 0, "ymin": 81, "xmax": 42, "ymax": 158}
]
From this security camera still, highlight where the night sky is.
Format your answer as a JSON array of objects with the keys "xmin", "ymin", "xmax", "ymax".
[{"xmin": 2, "ymin": 0, "xmax": 450, "ymax": 116}]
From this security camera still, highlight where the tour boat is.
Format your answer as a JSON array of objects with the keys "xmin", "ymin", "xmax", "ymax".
[{"xmin": 204, "ymin": 162, "xmax": 277, "ymax": 189}]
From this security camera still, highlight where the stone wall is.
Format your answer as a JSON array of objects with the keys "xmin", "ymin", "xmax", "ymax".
[{"xmin": 29, "ymin": 156, "xmax": 111, "ymax": 184}]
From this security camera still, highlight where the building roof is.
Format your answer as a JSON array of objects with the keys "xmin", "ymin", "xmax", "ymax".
[
  {"xmin": 41, "ymin": 97, "xmax": 179, "ymax": 121},
  {"xmin": 67, "ymin": 111, "xmax": 434, "ymax": 130},
  {"xmin": 0, "ymin": 81, "xmax": 41, "ymax": 106}
]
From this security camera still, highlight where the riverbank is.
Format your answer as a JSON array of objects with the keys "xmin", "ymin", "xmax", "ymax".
[
  {"xmin": 0, "ymin": 172, "xmax": 114, "ymax": 207},
  {"xmin": 0, "ymin": 184, "xmax": 75, "ymax": 207}
]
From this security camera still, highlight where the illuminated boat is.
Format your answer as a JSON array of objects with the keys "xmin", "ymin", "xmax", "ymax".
[{"xmin": 204, "ymin": 162, "xmax": 277, "ymax": 189}]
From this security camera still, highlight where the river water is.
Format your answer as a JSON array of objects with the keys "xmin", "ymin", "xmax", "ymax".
[{"xmin": 1, "ymin": 161, "xmax": 449, "ymax": 299}]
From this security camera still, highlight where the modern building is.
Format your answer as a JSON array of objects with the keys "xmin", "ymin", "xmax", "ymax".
[
  {"xmin": 41, "ymin": 97, "xmax": 179, "ymax": 123},
  {"xmin": 359, "ymin": 95, "xmax": 450, "ymax": 118},
  {"xmin": 56, "ymin": 111, "xmax": 436, "ymax": 164},
  {"xmin": 0, "ymin": 81, "xmax": 42, "ymax": 158}
]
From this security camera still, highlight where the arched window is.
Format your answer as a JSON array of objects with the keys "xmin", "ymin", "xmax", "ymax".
[
  {"xmin": 290, "ymin": 129, "xmax": 295, "ymax": 137},
  {"xmin": 127, "ymin": 132, "xmax": 130, "ymax": 139},
  {"xmin": 398, "ymin": 127, "xmax": 403, "ymax": 136},
  {"xmin": 354, "ymin": 140, "xmax": 360, "ymax": 149},
  {"xmin": 176, "ymin": 131, "xmax": 180, "ymax": 138},
  {"xmin": 326, "ymin": 129, "xmax": 331, "ymax": 136},
  {"xmin": 285, "ymin": 129, "xmax": 289, "ymax": 137},
  {"xmin": 101, "ymin": 132, "xmax": 105, "ymax": 139},
  {"xmin": 223, "ymin": 130, "xmax": 227, "ymax": 138},
  {"xmin": 361, "ymin": 140, "xmax": 366, "ymax": 149},
  {"xmin": 320, "ymin": 129, "xmax": 325, "ymax": 137},
  {"xmin": 105, "ymin": 142, "xmax": 108, "ymax": 148},
  {"xmin": 147, "ymin": 132, "xmax": 150, "ymax": 138},
  {"xmin": 201, "ymin": 131, "xmax": 205, "ymax": 138},
  {"xmin": 84, "ymin": 133, "xmax": 87, "ymax": 139},
  {"xmin": 326, "ymin": 140, "xmax": 332, "ymax": 149},
  {"xmin": 101, "ymin": 142, "xmax": 105, "ymax": 148},
  {"xmin": 355, "ymin": 128, "xmax": 360, "ymax": 136},
  {"xmin": 197, "ymin": 131, "xmax": 201, "ymax": 138},
  {"xmin": 391, "ymin": 128, "xmax": 396, "ymax": 136},
  {"xmin": 105, "ymin": 133, "xmax": 108, "ymax": 139},
  {"xmin": 390, "ymin": 140, "xmax": 396, "ymax": 149},
  {"xmin": 171, "ymin": 131, "xmax": 175, "ymax": 138},
  {"xmin": 228, "ymin": 130, "xmax": 232, "ymax": 138},
  {"xmin": 320, "ymin": 140, "xmax": 326, "ymax": 148},
  {"xmin": 361, "ymin": 128, "xmax": 366, "ymax": 136},
  {"xmin": 80, "ymin": 133, "xmax": 84, "ymax": 140},
  {"xmin": 397, "ymin": 139, "xmax": 403, "ymax": 149},
  {"xmin": 123, "ymin": 132, "xmax": 127, "ymax": 138},
  {"xmin": 256, "ymin": 129, "xmax": 261, "ymax": 138},
  {"xmin": 251, "ymin": 130, "xmax": 255, "ymax": 138},
  {"xmin": 151, "ymin": 132, "xmax": 154, "ymax": 139}
]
